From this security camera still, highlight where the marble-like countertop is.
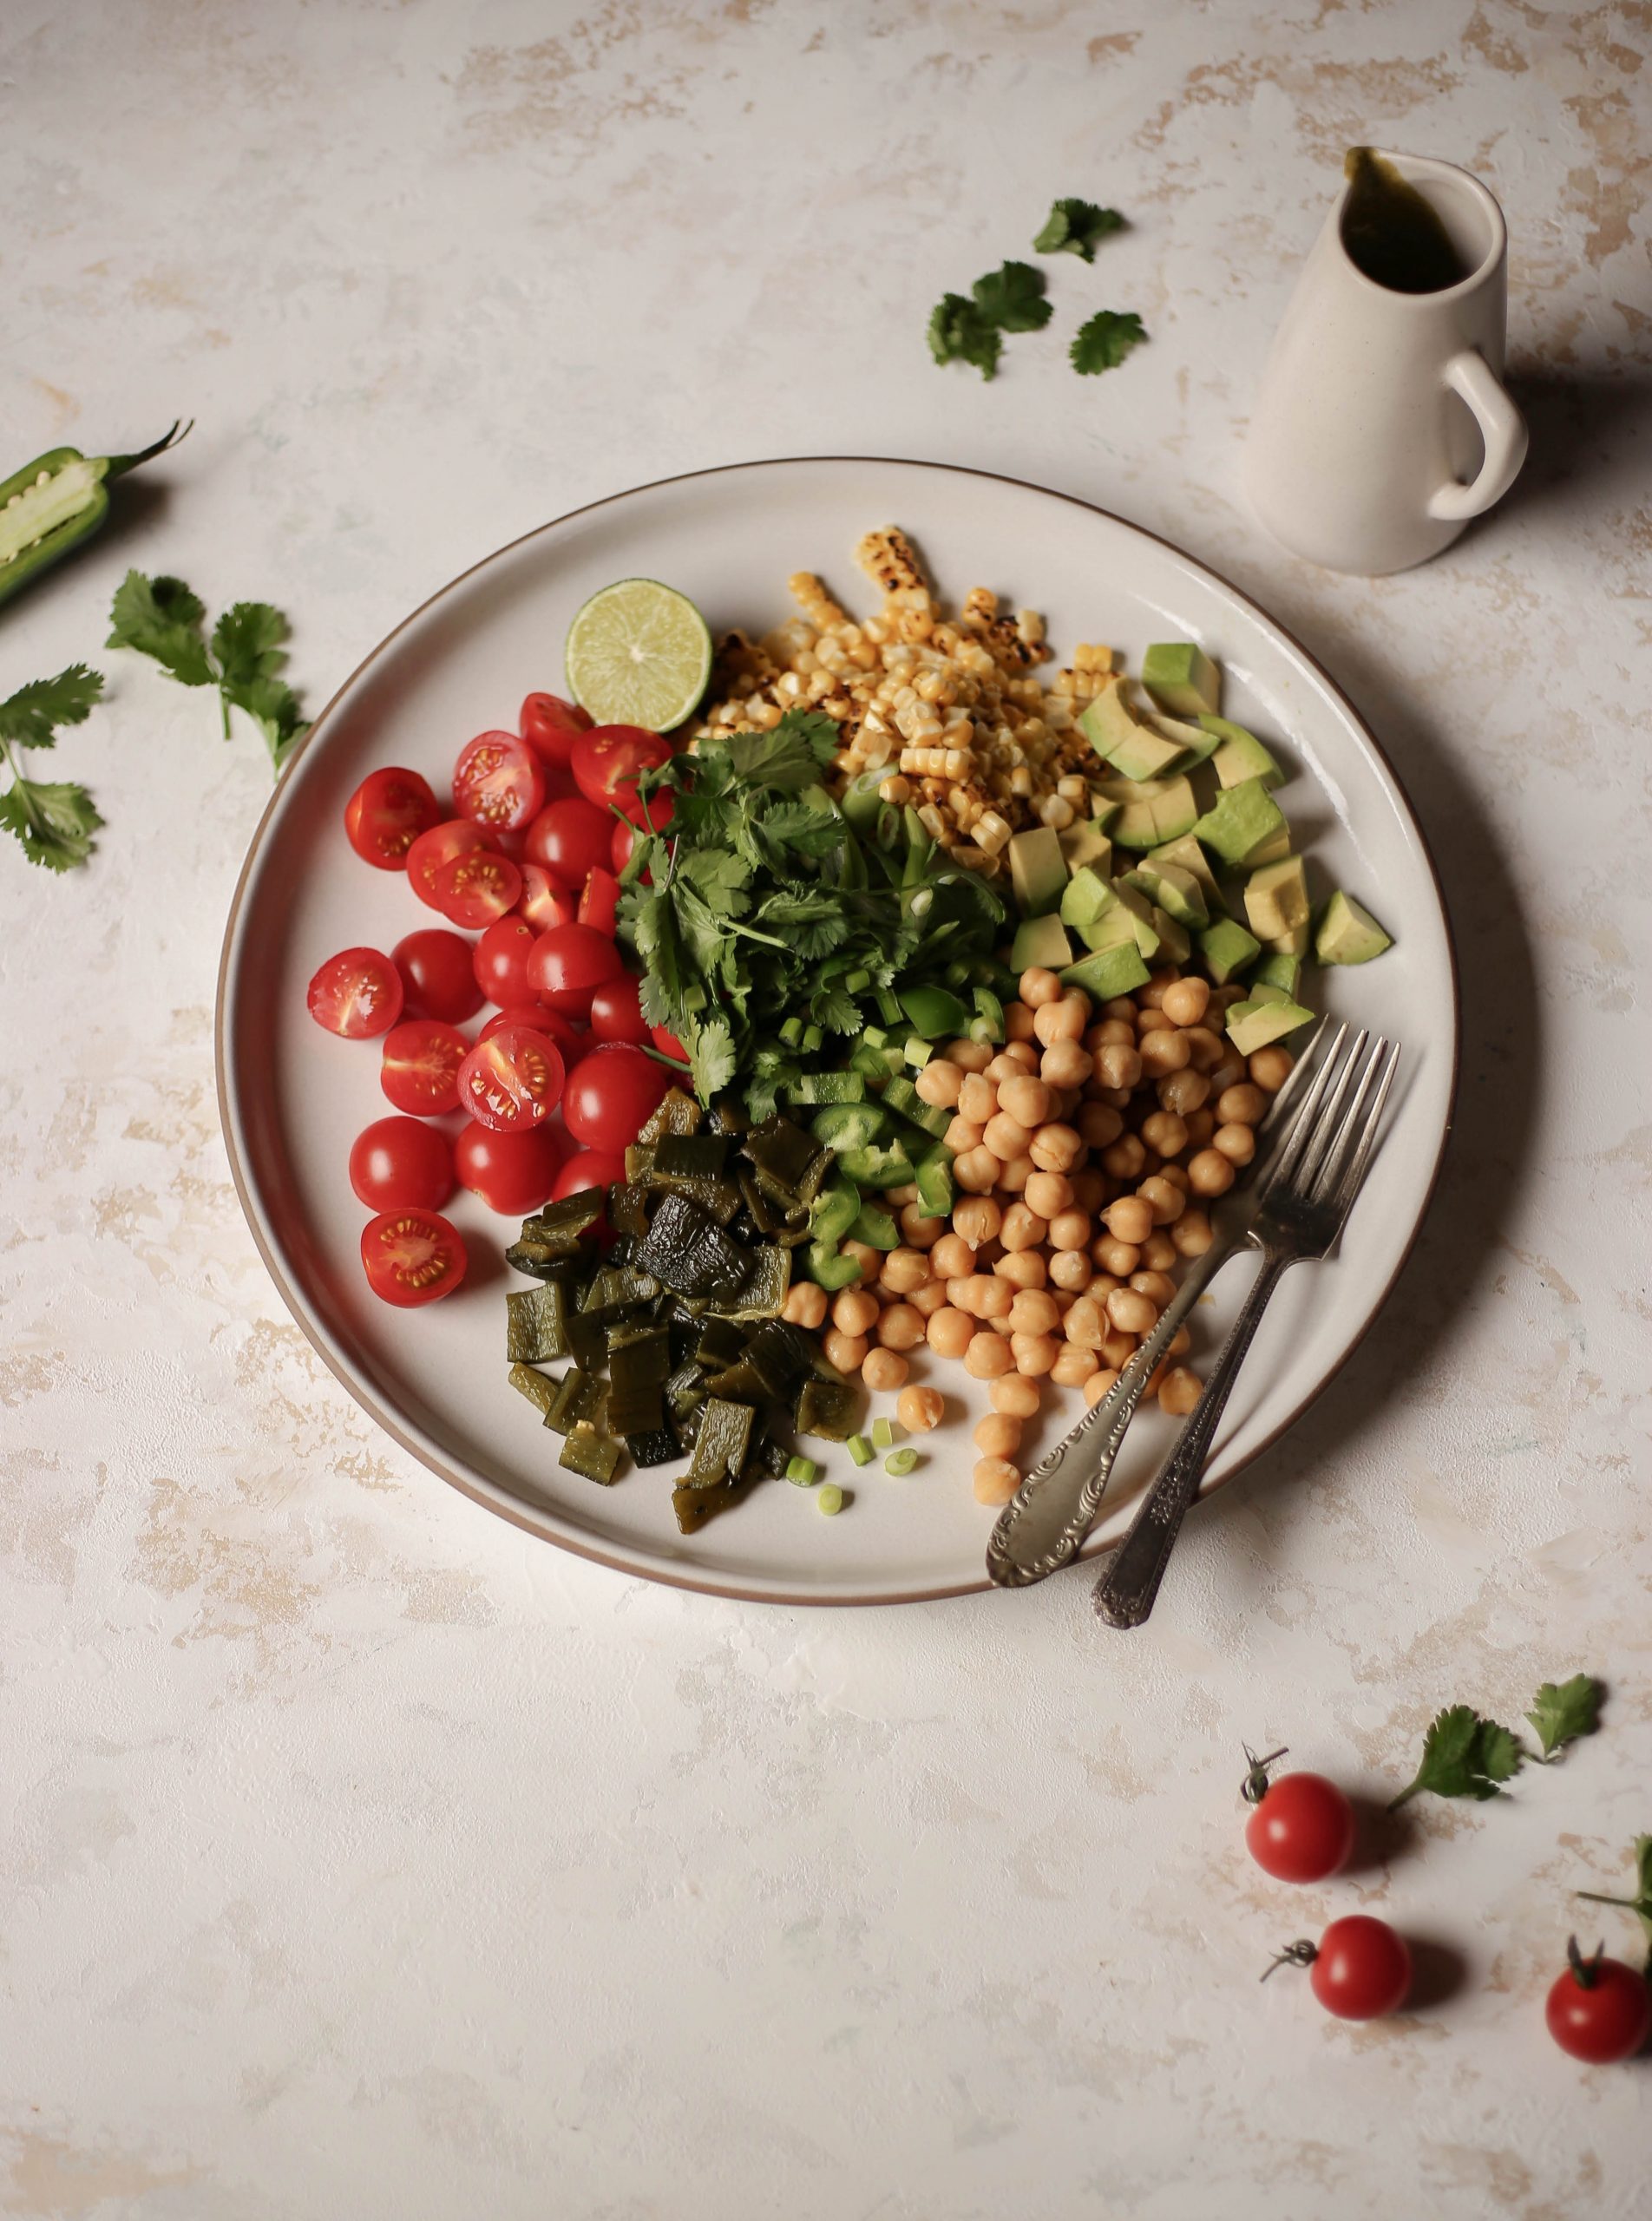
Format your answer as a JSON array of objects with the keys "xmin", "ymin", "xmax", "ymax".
[{"xmin": 3, "ymin": 3, "xmax": 1648, "ymax": 2215}]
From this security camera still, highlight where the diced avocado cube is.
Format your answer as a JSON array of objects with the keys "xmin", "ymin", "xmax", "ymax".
[
  {"xmin": 1142, "ymin": 642, "xmax": 1221, "ymax": 718},
  {"xmin": 1249, "ymin": 982, "xmax": 1291, "ymax": 1005},
  {"xmin": 1060, "ymin": 940, "xmax": 1150, "ymax": 1000},
  {"xmin": 1145, "ymin": 709, "xmax": 1220, "ymax": 763},
  {"xmin": 1078, "ymin": 905, "xmax": 1139, "ymax": 953},
  {"xmin": 1059, "ymin": 865, "xmax": 1116, "ymax": 931},
  {"xmin": 1243, "ymin": 856, "xmax": 1310, "ymax": 943},
  {"xmin": 1224, "ymin": 998, "xmax": 1314, "ymax": 1057},
  {"xmin": 1123, "ymin": 861, "xmax": 1209, "ymax": 928},
  {"xmin": 1252, "ymin": 950, "xmax": 1302, "ymax": 995},
  {"xmin": 1098, "ymin": 774, "xmax": 1198, "ymax": 850},
  {"xmin": 1010, "ymin": 911, "xmax": 1073, "ymax": 973},
  {"xmin": 1198, "ymin": 714, "xmax": 1284, "ymax": 789},
  {"xmin": 1198, "ymin": 916, "xmax": 1262, "ymax": 985},
  {"xmin": 1191, "ymin": 777, "xmax": 1286, "ymax": 865},
  {"xmin": 1058, "ymin": 818, "xmax": 1113, "ymax": 879},
  {"xmin": 1077, "ymin": 678, "xmax": 1142, "ymax": 763},
  {"xmin": 1150, "ymin": 906, "xmax": 1191, "ymax": 966},
  {"xmin": 1265, "ymin": 921, "xmax": 1311, "ymax": 957},
  {"xmin": 1008, "ymin": 825, "xmax": 1068, "ymax": 918},
  {"xmin": 1106, "ymin": 721, "xmax": 1188, "ymax": 783},
  {"xmin": 1244, "ymin": 821, "xmax": 1293, "ymax": 867},
  {"xmin": 1316, "ymin": 889, "xmax": 1393, "ymax": 966},
  {"xmin": 1111, "ymin": 879, "xmax": 1163, "ymax": 960},
  {"xmin": 1147, "ymin": 832, "xmax": 1225, "ymax": 915}
]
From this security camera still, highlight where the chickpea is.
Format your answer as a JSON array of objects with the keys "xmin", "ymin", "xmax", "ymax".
[
  {"xmin": 1084, "ymin": 1368, "xmax": 1121, "ymax": 1407},
  {"xmin": 1049, "ymin": 1248, "xmax": 1093, "ymax": 1292},
  {"xmin": 993, "ymin": 1202, "xmax": 1042, "ymax": 1254},
  {"xmin": 1187, "ymin": 1148, "xmax": 1236, "ymax": 1198},
  {"xmin": 974, "ymin": 1412, "xmax": 1022, "ymax": 1458},
  {"xmin": 994, "ymin": 1249, "xmax": 1047, "ymax": 1292},
  {"xmin": 973, "ymin": 1457, "xmax": 1020, "ymax": 1505},
  {"xmin": 842, "ymin": 1241, "xmax": 881, "ymax": 1283},
  {"xmin": 898, "ymin": 1385, "xmax": 945, "ymax": 1432},
  {"xmin": 952, "ymin": 1196, "xmax": 1002, "ymax": 1248},
  {"xmin": 1159, "ymin": 1068, "xmax": 1210, "ymax": 1117},
  {"xmin": 1138, "ymin": 974, "xmax": 1173, "ymax": 1009},
  {"xmin": 832, "ymin": 1287, "xmax": 879, "ymax": 1337},
  {"xmin": 1099, "ymin": 1328, "xmax": 1137, "ymax": 1370},
  {"xmin": 996, "ymin": 1154, "xmax": 1033, "ymax": 1194},
  {"xmin": 1208, "ymin": 1054, "xmax": 1248, "ymax": 1097},
  {"xmin": 1214, "ymin": 1122, "xmax": 1256, "ymax": 1166},
  {"xmin": 946, "ymin": 1037, "xmax": 993, "ymax": 1073},
  {"xmin": 993, "ymin": 1371, "xmax": 1045, "ymax": 1416},
  {"xmin": 1158, "ymin": 1366, "xmax": 1203, "ymax": 1417},
  {"xmin": 1096, "ymin": 1235, "xmax": 1140, "ymax": 1278},
  {"xmin": 1159, "ymin": 976, "xmax": 1210, "ymax": 1027},
  {"xmin": 927, "ymin": 1306, "xmax": 975, "ymax": 1359},
  {"xmin": 1019, "ymin": 966, "xmax": 1061, "ymax": 1007},
  {"xmin": 1170, "ymin": 1207, "xmax": 1215, "ymax": 1258},
  {"xmin": 1142, "ymin": 1110, "xmax": 1189, "ymax": 1160},
  {"xmin": 915, "ymin": 1059, "xmax": 963, "ymax": 1109},
  {"xmin": 1029, "ymin": 1123, "xmax": 1082, "ymax": 1174},
  {"xmin": 910, "ymin": 1280, "xmax": 949, "ymax": 1317},
  {"xmin": 1216, "ymin": 1082, "xmax": 1268, "ymax": 1126},
  {"xmin": 957, "ymin": 1071, "xmax": 998, "ymax": 1126},
  {"xmin": 953, "ymin": 1146, "xmax": 999, "ymax": 1194},
  {"xmin": 783, "ymin": 1281, "xmax": 829, "ymax": 1328},
  {"xmin": 1039, "ymin": 1038, "xmax": 1092, "ymax": 1090},
  {"xmin": 1183, "ymin": 1025, "xmax": 1227, "ymax": 1073},
  {"xmin": 1104, "ymin": 1195, "xmax": 1154, "ymax": 1245},
  {"xmin": 1069, "ymin": 1169, "xmax": 1105, "ymax": 1215},
  {"xmin": 997, "ymin": 1074, "xmax": 1053, "ymax": 1130},
  {"xmin": 1094, "ymin": 1042, "xmax": 1143, "ymax": 1091},
  {"xmin": 1079, "ymin": 1102, "xmax": 1124, "ymax": 1150},
  {"xmin": 1033, "ymin": 994, "xmax": 1087, "ymax": 1046},
  {"xmin": 1016, "ymin": 1172, "xmax": 1067, "ymax": 1222},
  {"xmin": 862, "ymin": 1347, "xmax": 909, "ymax": 1394},
  {"xmin": 895, "ymin": 1205, "xmax": 941, "ymax": 1249},
  {"xmin": 1183, "ymin": 1108, "xmax": 1216, "ymax": 1148},
  {"xmin": 1159, "ymin": 1163, "xmax": 1191, "ymax": 1195},
  {"xmin": 1050, "ymin": 1341, "xmax": 1096, "ymax": 1387},
  {"xmin": 1141, "ymin": 1230, "xmax": 1177, "ymax": 1273},
  {"xmin": 929, "ymin": 1232, "xmax": 974, "ymax": 1281},
  {"xmin": 1101, "ymin": 1133, "xmax": 1147, "ymax": 1181},
  {"xmin": 1005, "ymin": 999, "xmax": 1039, "ymax": 1042},
  {"xmin": 944, "ymin": 1117, "xmax": 985, "ymax": 1156},
  {"xmin": 1047, "ymin": 1208, "xmax": 1092, "ymax": 1253},
  {"xmin": 983, "ymin": 1111, "xmax": 1033, "ymax": 1162},
  {"xmin": 1138, "ymin": 1027, "xmax": 1190, "ymax": 1077},
  {"xmin": 1008, "ymin": 1290, "xmax": 1060, "ymax": 1336},
  {"xmin": 823, "ymin": 1329, "xmax": 868, "ymax": 1373},
  {"xmin": 963, "ymin": 1332, "xmax": 1015, "ymax": 1379},
  {"xmin": 1130, "ymin": 1269, "xmax": 1177, "ymax": 1307},
  {"xmin": 1107, "ymin": 1287, "xmax": 1158, "ymax": 1335},
  {"xmin": 1164, "ymin": 1324, "xmax": 1192, "ymax": 1359},
  {"xmin": 1137, "ymin": 1175, "xmax": 1186, "ymax": 1227},
  {"xmin": 1249, "ymin": 1045, "xmax": 1294, "ymax": 1093},
  {"xmin": 1062, "ymin": 1295, "xmax": 1110, "ymax": 1351},
  {"xmin": 1102, "ymin": 996, "xmax": 1138, "ymax": 1024},
  {"xmin": 1003, "ymin": 1039, "xmax": 1042, "ymax": 1075},
  {"xmin": 877, "ymin": 1303, "xmax": 928, "ymax": 1352},
  {"xmin": 885, "ymin": 1183, "xmax": 921, "ymax": 1208}
]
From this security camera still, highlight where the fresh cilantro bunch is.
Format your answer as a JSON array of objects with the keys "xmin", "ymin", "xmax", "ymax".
[
  {"xmin": 0, "ymin": 665, "xmax": 107, "ymax": 870},
  {"xmin": 1033, "ymin": 197, "xmax": 1124, "ymax": 260},
  {"xmin": 108, "ymin": 570, "xmax": 308, "ymax": 772},
  {"xmin": 617, "ymin": 706, "xmax": 1003, "ymax": 1117},
  {"xmin": 1388, "ymin": 1675, "xmax": 1605, "ymax": 1810},
  {"xmin": 928, "ymin": 261, "xmax": 1051, "ymax": 381}
]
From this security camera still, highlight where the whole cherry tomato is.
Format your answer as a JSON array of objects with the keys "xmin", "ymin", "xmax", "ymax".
[
  {"xmin": 1545, "ymin": 1941, "xmax": 1652, "ymax": 2064},
  {"xmin": 307, "ymin": 947, "xmax": 403, "ymax": 1038},
  {"xmin": 651, "ymin": 1022, "xmax": 689, "ymax": 1063},
  {"xmin": 360, "ymin": 1208, "xmax": 466, "ymax": 1307},
  {"xmin": 393, "ymin": 929, "xmax": 484, "ymax": 1025},
  {"xmin": 457, "ymin": 1025, "xmax": 566, "ymax": 1132},
  {"xmin": 1241, "ymin": 1747, "xmax": 1356, "ymax": 1884},
  {"xmin": 480, "ymin": 1002, "xmax": 585, "ymax": 1064},
  {"xmin": 349, "ymin": 1117, "xmax": 455, "ymax": 1211},
  {"xmin": 527, "ymin": 921, "xmax": 625, "ymax": 1017},
  {"xmin": 552, "ymin": 1148, "xmax": 626, "ymax": 1201},
  {"xmin": 452, "ymin": 730, "xmax": 545, "ymax": 832},
  {"xmin": 472, "ymin": 915, "xmax": 538, "ymax": 1007},
  {"xmin": 524, "ymin": 796, "xmax": 613, "ymax": 892},
  {"xmin": 587, "ymin": 974, "xmax": 650, "ymax": 1046},
  {"xmin": 344, "ymin": 767, "xmax": 440, "ymax": 868},
  {"xmin": 520, "ymin": 691, "xmax": 593, "ymax": 770},
  {"xmin": 561, "ymin": 1043, "xmax": 671, "ymax": 1151},
  {"xmin": 455, "ymin": 1120, "xmax": 567, "ymax": 1216},
  {"xmin": 571, "ymin": 724, "xmax": 673, "ymax": 829},
  {"xmin": 1265, "ymin": 1917, "xmax": 1412, "ymax": 2021}
]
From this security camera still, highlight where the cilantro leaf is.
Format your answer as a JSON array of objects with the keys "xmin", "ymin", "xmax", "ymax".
[
  {"xmin": 1388, "ymin": 1705, "xmax": 1525, "ymax": 1810},
  {"xmin": 928, "ymin": 292, "xmax": 1002, "ymax": 380},
  {"xmin": 1033, "ymin": 197, "xmax": 1125, "ymax": 260},
  {"xmin": 1070, "ymin": 309, "xmax": 1148, "ymax": 376},
  {"xmin": 108, "ymin": 572, "xmax": 309, "ymax": 776},
  {"xmin": 685, "ymin": 1017, "xmax": 737, "ymax": 1104},
  {"xmin": 971, "ymin": 260, "xmax": 1052, "ymax": 333},
  {"xmin": 212, "ymin": 601, "xmax": 289, "ymax": 687},
  {"xmin": 225, "ymin": 674, "xmax": 308, "ymax": 772},
  {"xmin": 0, "ymin": 776, "xmax": 104, "ymax": 871},
  {"xmin": 107, "ymin": 570, "xmax": 213, "ymax": 685},
  {"xmin": 1577, "ymin": 1836, "xmax": 1652, "ymax": 1971},
  {"xmin": 678, "ymin": 848, "xmax": 751, "ymax": 914},
  {"xmin": 1526, "ymin": 1674, "xmax": 1604, "ymax": 1760},
  {"xmin": 0, "ymin": 665, "xmax": 105, "ymax": 750}
]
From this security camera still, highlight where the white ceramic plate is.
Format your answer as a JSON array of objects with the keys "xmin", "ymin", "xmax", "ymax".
[{"xmin": 217, "ymin": 458, "xmax": 1457, "ymax": 1605}]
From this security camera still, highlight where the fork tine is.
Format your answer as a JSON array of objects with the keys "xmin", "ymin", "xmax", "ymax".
[
  {"xmin": 1295, "ymin": 1028, "xmax": 1371, "ymax": 1196},
  {"xmin": 1261, "ymin": 1024, "xmax": 1350, "ymax": 1196},
  {"xmin": 1323, "ymin": 1040, "xmax": 1400, "ymax": 1227},
  {"xmin": 1261, "ymin": 1013, "xmax": 1333, "ymax": 1130}
]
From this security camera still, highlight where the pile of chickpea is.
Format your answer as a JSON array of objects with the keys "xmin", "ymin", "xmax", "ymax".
[{"xmin": 778, "ymin": 964, "xmax": 1295, "ymax": 1507}]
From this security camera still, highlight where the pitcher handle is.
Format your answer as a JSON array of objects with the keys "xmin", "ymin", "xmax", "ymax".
[{"xmin": 1427, "ymin": 350, "xmax": 1528, "ymax": 522}]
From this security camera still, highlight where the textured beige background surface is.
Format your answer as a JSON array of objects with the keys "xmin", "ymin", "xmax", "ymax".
[{"xmin": 3, "ymin": 2, "xmax": 1649, "ymax": 2216}]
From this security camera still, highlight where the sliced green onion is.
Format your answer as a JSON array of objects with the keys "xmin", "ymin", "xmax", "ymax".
[
  {"xmin": 786, "ymin": 1455, "xmax": 819, "ymax": 1487},
  {"xmin": 871, "ymin": 1417, "xmax": 896, "ymax": 1449},
  {"xmin": 846, "ymin": 1433, "xmax": 874, "ymax": 1467},
  {"xmin": 802, "ymin": 1023, "xmax": 823, "ymax": 1052},
  {"xmin": 884, "ymin": 1449, "xmax": 919, "ymax": 1477},
  {"xmin": 778, "ymin": 1016, "xmax": 803, "ymax": 1046},
  {"xmin": 817, "ymin": 1484, "xmax": 844, "ymax": 1516}
]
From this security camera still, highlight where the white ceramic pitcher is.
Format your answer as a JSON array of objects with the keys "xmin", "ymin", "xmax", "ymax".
[{"xmin": 1242, "ymin": 152, "xmax": 1528, "ymax": 575}]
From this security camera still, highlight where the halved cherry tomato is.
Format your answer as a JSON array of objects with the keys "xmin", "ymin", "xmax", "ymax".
[
  {"xmin": 307, "ymin": 947, "xmax": 404, "ymax": 1038},
  {"xmin": 380, "ymin": 1019, "xmax": 470, "ymax": 1115},
  {"xmin": 473, "ymin": 915, "xmax": 538, "ymax": 1006},
  {"xmin": 349, "ymin": 1117, "xmax": 455, "ymax": 1211},
  {"xmin": 520, "ymin": 691, "xmax": 593, "ymax": 771},
  {"xmin": 562, "ymin": 1043, "xmax": 671, "ymax": 1150},
  {"xmin": 451, "ymin": 730, "xmax": 546, "ymax": 832},
  {"xmin": 360, "ymin": 1207, "xmax": 467, "ymax": 1307},
  {"xmin": 457, "ymin": 1025, "xmax": 566, "ymax": 1131},
  {"xmin": 455, "ymin": 1120, "xmax": 567, "ymax": 1216},
  {"xmin": 577, "ymin": 866, "xmax": 620, "ymax": 937},
  {"xmin": 517, "ymin": 862, "xmax": 577, "ymax": 933},
  {"xmin": 344, "ymin": 767, "xmax": 441, "ymax": 869},
  {"xmin": 433, "ymin": 845, "xmax": 522, "ymax": 929},
  {"xmin": 572, "ymin": 725, "xmax": 673, "ymax": 829},
  {"xmin": 651, "ymin": 1022, "xmax": 689, "ymax": 1064},
  {"xmin": 611, "ymin": 820, "xmax": 637, "ymax": 875},
  {"xmin": 588, "ymin": 974, "xmax": 650, "ymax": 1045},
  {"xmin": 552, "ymin": 1148, "xmax": 626, "ymax": 1201},
  {"xmin": 528, "ymin": 921, "xmax": 625, "ymax": 1016},
  {"xmin": 408, "ymin": 818, "xmax": 491, "ymax": 911},
  {"xmin": 393, "ymin": 929, "xmax": 484, "ymax": 1025},
  {"xmin": 524, "ymin": 796, "xmax": 613, "ymax": 892},
  {"xmin": 480, "ymin": 1003, "xmax": 585, "ymax": 1063}
]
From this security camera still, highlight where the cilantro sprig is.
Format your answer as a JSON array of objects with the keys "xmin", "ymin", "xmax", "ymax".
[
  {"xmin": 1033, "ymin": 197, "xmax": 1124, "ymax": 260},
  {"xmin": 0, "ymin": 665, "xmax": 107, "ymax": 871},
  {"xmin": 1388, "ymin": 1675, "xmax": 1606, "ymax": 1810},
  {"xmin": 928, "ymin": 263, "xmax": 1052, "ymax": 380},
  {"xmin": 618, "ymin": 706, "xmax": 1002, "ymax": 1117},
  {"xmin": 1526, "ymin": 1674, "xmax": 1604, "ymax": 1760},
  {"xmin": 1577, "ymin": 1835, "xmax": 1652, "ymax": 1972},
  {"xmin": 1071, "ymin": 309, "xmax": 1148, "ymax": 376},
  {"xmin": 108, "ymin": 570, "xmax": 308, "ymax": 772}
]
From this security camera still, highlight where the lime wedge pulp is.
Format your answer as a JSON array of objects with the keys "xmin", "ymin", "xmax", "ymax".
[{"xmin": 564, "ymin": 578, "xmax": 713, "ymax": 731}]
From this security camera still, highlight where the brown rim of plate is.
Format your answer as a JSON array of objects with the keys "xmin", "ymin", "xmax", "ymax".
[{"xmin": 214, "ymin": 455, "xmax": 1461, "ymax": 1609}]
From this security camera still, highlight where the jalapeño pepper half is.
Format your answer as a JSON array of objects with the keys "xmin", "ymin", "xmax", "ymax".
[{"xmin": 0, "ymin": 421, "xmax": 192, "ymax": 612}]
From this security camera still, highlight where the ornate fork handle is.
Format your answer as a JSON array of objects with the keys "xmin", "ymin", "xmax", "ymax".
[{"xmin": 1092, "ymin": 1250, "xmax": 1290, "ymax": 1628}]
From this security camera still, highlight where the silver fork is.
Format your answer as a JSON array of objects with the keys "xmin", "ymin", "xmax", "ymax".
[{"xmin": 1091, "ymin": 1027, "xmax": 1399, "ymax": 1628}]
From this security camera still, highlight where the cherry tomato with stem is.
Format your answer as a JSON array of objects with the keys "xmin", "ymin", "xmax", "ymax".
[
  {"xmin": 452, "ymin": 730, "xmax": 546, "ymax": 832},
  {"xmin": 307, "ymin": 947, "xmax": 404, "ymax": 1038},
  {"xmin": 524, "ymin": 796, "xmax": 613, "ymax": 893},
  {"xmin": 520, "ymin": 691, "xmax": 593, "ymax": 771},
  {"xmin": 455, "ymin": 1120, "xmax": 567, "ymax": 1216},
  {"xmin": 433, "ymin": 845, "xmax": 521, "ymax": 929},
  {"xmin": 577, "ymin": 866, "xmax": 620, "ymax": 938},
  {"xmin": 408, "ymin": 818, "xmax": 492, "ymax": 911},
  {"xmin": 472, "ymin": 915, "xmax": 538, "ymax": 1007},
  {"xmin": 528, "ymin": 921, "xmax": 625, "ymax": 1017},
  {"xmin": 380, "ymin": 1019, "xmax": 471, "ymax": 1116},
  {"xmin": 571, "ymin": 725, "xmax": 673, "ymax": 829},
  {"xmin": 344, "ymin": 767, "xmax": 440, "ymax": 869},
  {"xmin": 457, "ymin": 1025, "xmax": 566, "ymax": 1131},
  {"xmin": 1545, "ymin": 1939, "xmax": 1651, "ymax": 2063},
  {"xmin": 517, "ymin": 862, "xmax": 577, "ymax": 933},
  {"xmin": 360, "ymin": 1208, "xmax": 467, "ymax": 1307},
  {"xmin": 349, "ymin": 1117, "xmax": 455, "ymax": 1212},
  {"xmin": 562, "ymin": 1043, "xmax": 671, "ymax": 1151},
  {"xmin": 1241, "ymin": 1746, "xmax": 1356, "ymax": 1884},
  {"xmin": 393, "ymin": 929, "xmax": 484, "ymax": 1025},
  {"xmin": 1263, "ymin": 1916, "xmax": 1412, "ymax": 2021},
  {"xmin": 587, "ymin": 974, "xmax": 650, "ymax": 1046}
]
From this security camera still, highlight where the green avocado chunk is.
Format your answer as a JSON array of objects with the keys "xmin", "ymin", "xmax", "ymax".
[
  {"xmin": 1060, "ymin": 940, "xmax": 1151, "ymax": 999},
  {"xmin": 1197, "ymin": 714, "xmax": 1284, "ymax": 789},
  {"xmin": 1010, "ymin": 911, "xmax": 1073, "ymax": 972},
  {"xmin": 1097, "ymin": 774, "xmax": 1198, "ymax": 850},
  {"xmin": 1243, "ymin": 855, "xmax": 1310, "ymax": 943},
  {"xmin": 1197, "ymin": 916, "xmax": 1262, "ymax": 985},
  {"xmin": 1142, "ymin": 642, "xmax": 1221, "ymax": 717},
  {"xmin": 1191, "ymin": 777, "xmax": 1286, "ymax": 865},
  {"xmin": 1224, "ymin": 997, "xmax": 1314, "ymax": 1056},
  {"xmin": 1058, "ymin": 818, "xmax": 1113, "ymax": 878},
  {"xmin": 1008, "ymin": 824, "xmax": 1068, "ymax": 917},
  {"xmin": 1316, "ymin": 889, "xmax": 1393, "ymax": 964},
  {"xmin": 1123, "ymin": 861, "xmax": 1209, "ymax": 928}
]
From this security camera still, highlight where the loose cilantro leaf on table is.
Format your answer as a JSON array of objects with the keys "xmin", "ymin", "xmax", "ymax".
[
  {"xmin": 1577, "ymin": 1836, "xmax": 1652, "ymax": 1972},
  {"xmin": 928, "ymin": 292, "xmax": 1002, "ymax": 380},
  {"xmin": 1033, "ymin": 197, "xmax": 1124, "ymax": 260},
  {"xmin": 1388, "ymin": 1705, "xmax": 1524, "ymax": 1810},
  {"xmin": 0, "ymin": 664, "xmax": 107, "ymax": 871},
  {"xmin": 1526, "ymin": 1674, "xmax": 1604, "ymax": 1760},
  {"xmin": 1070, "ymin": 308, "xmax": 1148, "ymax": 376},
  {"xmin": 108, "ymin": 569, "xmax": 309, "ymax": 772},
  {"xmin": 970, "ymin": 260, "xmax": 1052, "ymax": 333}
]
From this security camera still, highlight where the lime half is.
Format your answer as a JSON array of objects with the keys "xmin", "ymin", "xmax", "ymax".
[{"xmin": 564, "ymin": 577, "xmax": 713, "ymax": 731}]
